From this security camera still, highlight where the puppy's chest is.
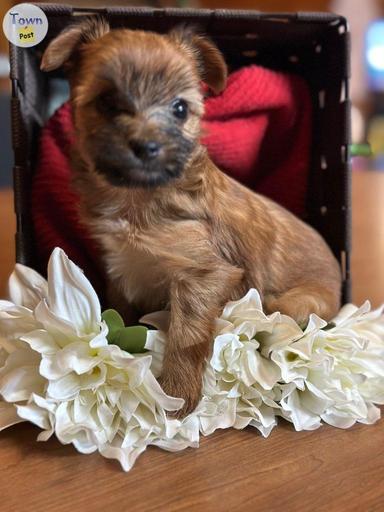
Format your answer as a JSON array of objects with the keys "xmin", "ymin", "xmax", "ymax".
[{"xmin": 96, "ymin": 218, "xmax": 171, "ymax": 311}]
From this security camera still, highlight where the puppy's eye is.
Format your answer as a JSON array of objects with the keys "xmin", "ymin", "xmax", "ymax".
[
  {"xmin": 97, "ymin": 92, "xmax": 135, "ymax": 117},
  {"xmin": 97, "ymin": 92, "xmax": 120, "ymax": 115},
  {"xmin": 171, "ymin": 99, "xmax": 188, "ymax": 120}
]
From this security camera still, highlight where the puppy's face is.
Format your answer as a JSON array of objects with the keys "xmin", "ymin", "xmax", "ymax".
[
  {"xmin": 41, "ymin": 19, "xmax": 227, "ymax": 188},
  {"xmin": 74, "ymin": 30, "xmax": 203, "ymax": 188}
]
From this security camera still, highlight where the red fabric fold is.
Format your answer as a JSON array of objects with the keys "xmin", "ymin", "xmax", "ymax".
[{"xmin": 201, "ymin": 65, "xmax": 311, "ymax": 212}]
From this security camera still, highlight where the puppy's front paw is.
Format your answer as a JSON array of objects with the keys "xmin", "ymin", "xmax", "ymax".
[{"xmin": 158, "ymin": 371, "xmax": 202, "ymax": 419}]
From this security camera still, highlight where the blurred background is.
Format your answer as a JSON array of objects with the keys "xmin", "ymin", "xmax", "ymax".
[{"xmin": 1, "ymin": 0, "xmax": 384, "ymax": 182}]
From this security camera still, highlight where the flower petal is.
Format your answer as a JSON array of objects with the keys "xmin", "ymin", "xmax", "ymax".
[
  {"xmin": 44, "ymin": 341, "xmax": 102, "ymax": 378},
  {"xmin": 0, "ymin": 348, "xmax": 45, "ymax": 402},
  {"xmin": 99, "ymin": 436, "xmax": 147, "ymax": 472},
  {"xmin": 21, "ymin": 330, "xmax": 59, "ymax": 355},
  {"xmin": 0, "ymin": 303, "xmax": 39, "ymax": 340},
  {"xmin": 47, "ymin": 248, "xmax": 101, "ymax": 335},
  {"xmin": 221, "ymin": 288, "xmax": 263, "ymax": 320},
  {"xmin": 9, "ymin": 264, "xmax": 48, "ymax": 309},
  {"xmin": 16, "ymin": 403, "xmax": 51, "ymax": 430},
  {"xmin": 34, "ymin": 299, "xmax": 78, "ymax": 345},
  {"xmin": 47, "ymin": 364, "xmax": 107, "ymax": 400}
]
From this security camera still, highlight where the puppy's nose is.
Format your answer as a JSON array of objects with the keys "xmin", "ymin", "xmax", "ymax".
[{"xmin": 131, "ymin": 140, "xmax": 162, "ymax": 160}]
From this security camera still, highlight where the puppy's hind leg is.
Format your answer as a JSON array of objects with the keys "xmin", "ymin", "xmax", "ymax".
[{"xmin": 264, "ymin": 283, "xmax": 341, "ymax": 325}]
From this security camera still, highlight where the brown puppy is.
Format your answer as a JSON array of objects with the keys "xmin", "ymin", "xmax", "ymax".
[{"xmin": 41, "ymin": 17, "xmax": 342, "ymax": 417}]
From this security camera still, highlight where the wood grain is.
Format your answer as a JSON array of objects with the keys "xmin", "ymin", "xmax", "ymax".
[{"xmin": 0, "ymin": 170, "xmax": 384, "ymax": 511}]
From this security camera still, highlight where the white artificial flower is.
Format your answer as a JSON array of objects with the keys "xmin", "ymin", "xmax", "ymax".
[
  {"xmin": 270, "ymin": 302, "xmax": 384, "ymax": 430},
  {"xmin": 145, "ymin": 288, "xmax": 384, "ymax": 436},
  {"xmin": 199, "ymin": 291, "xmax": 283, "ymax": 437},
  {"xmin": 0, "ymin": 248, "xmax": 199, "ymax": 471}
]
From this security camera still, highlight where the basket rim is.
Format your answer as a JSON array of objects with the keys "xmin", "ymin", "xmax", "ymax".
[{"xmin": 31, "ymin": 3, "xmax": 347, "ymax": 26}]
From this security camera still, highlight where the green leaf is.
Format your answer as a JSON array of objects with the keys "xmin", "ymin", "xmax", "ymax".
[
  {"xmin": 101, "ymin": 309, "xmax": 125, "ymax": 343},
  {"xmin": 115, "ymin": 326, "xmax": 148, "ymax": 354}
]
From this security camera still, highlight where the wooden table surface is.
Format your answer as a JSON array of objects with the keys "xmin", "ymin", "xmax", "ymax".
[{"xmin": 0, "ymin": 170, "xmax": 384, "ymax": 512}]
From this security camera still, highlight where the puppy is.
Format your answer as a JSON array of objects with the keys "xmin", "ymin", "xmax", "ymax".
[{"xmin": 41, "ymin": 17, "xmax": 341, "ymax": 417}]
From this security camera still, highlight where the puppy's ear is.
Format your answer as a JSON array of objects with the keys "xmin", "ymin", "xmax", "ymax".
[
  {"xmin": 40, "ymin": 16, "xmax": 109, "ymax": 72},
  {"xmin": 169, "ymin": 26, "xmax": 227, "ymax": 94}
]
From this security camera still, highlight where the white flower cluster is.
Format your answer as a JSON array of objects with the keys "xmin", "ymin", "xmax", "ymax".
[
  {"xmin": 1, "ymin": 249, "xmax": 383, "ymax": 472},
  {"xmin": 146, "ymin": 289, "xmax": 384, "ymax": 435},
  {"xmin": 0, "ymin": 249, "xmax": 198, "ymax": 471}
]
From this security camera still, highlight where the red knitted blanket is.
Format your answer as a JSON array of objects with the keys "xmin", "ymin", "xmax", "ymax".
[{"xmin": 32, "ymin": 65, "xmax": 312, "ymax": 296}]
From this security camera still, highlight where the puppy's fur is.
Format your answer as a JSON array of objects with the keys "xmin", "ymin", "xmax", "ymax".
[{"xmin": 41, "ymin": 18, "xmax": 342, "ymax": 417}]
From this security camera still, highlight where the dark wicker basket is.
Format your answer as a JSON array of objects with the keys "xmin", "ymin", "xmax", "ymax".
[{"xmin": 9, "ymin": 3, "xmax": 352, "ymax": 301}]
